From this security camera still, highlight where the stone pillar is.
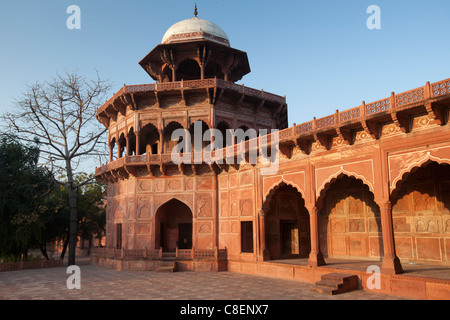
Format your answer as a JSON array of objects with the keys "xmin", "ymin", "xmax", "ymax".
[
  {"xmin": 171, "ymin": 67, "xmax": 176, "ymax": 82},
  {"xmin": 109, "ymin": 143, "xmax": 113, "ymax": 162},
  {"xmin": 258, "ymin": 208, "xmax": 270, "ymax": 261},
  {"xmin": 200, "ymin": 65, "xmax": 205, "ymax": 80},
  {"xmin": 158, "ymin": 129, "xmax": 164, "ymax": 154},
  {"xmin": 307, "ymin": 206, "xmax": 326, "ymax": 267},
  {"xmin": 135, "ymin": 130, "xmax": 140, "ymax": 155},
  {"xmin": 117, "ymin": 139, "xmax": 121, "ymax": 159},
  {"xmin": 125, "ymin": 133, "xmax": 130, "ymax": 156},
  {"xmin": 379, "ymin": 201, "xmax": 404, "ymax": 274}
]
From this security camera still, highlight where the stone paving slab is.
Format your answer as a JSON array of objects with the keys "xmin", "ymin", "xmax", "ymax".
[{"xmin": 0, "ymin": 265, "xmax": 408, "ymax": 300}]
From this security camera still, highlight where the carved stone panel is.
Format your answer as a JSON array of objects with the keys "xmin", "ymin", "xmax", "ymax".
[
  {"xmin": 167, "ymin": 178, "xmax": 183, "ymax": 191},
  {"xmin": 138, "ymin": 179, "xmax": 153, "ymax": 192},
  {"xmin": 349, "ymin": 219, "xmax": 365, "ymax": 233},
  {"xmin": 197, "ymin": 193, "xmax": 213, "ymax": 217},
  {"xmin": 240, "ymin": 199, "xmax": 253, "ymax": 216},
  {"xmin": 220, "ymin": 192, "xmax": 228, "ymax": 217},
  {"xmin": 198, "ymin": 221, "xmax": 212, "ymax": 233},
  {"xmin": 137, "ymin": 222, "xmax": 152, "ymax": 235}
]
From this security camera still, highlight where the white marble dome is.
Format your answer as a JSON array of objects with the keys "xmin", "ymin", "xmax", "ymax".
[{"xmin": 162, "ymin": 17, "xmax": 230, "ymax": 46}]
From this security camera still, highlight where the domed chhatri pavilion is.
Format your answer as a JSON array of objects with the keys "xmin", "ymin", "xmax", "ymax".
[{"xmin": 93, "ymin": 7, "xmax": 450, "ymax": 298}]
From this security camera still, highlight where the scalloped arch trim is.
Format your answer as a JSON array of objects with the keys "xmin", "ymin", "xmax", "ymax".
[
  {"xmin": 390, "ymin": 153, "xmax": 450, "ymax": 194},
  {"xmin": 316, "ymin": 168, "xmax": 374, "ymax": 201}
]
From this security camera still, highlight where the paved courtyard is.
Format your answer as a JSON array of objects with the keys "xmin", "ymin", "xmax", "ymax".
[{"xmin": 0, "ymin": 264, "xmax": 407, "ymax": 300}]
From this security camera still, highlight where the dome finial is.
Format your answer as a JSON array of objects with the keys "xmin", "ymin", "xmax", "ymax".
[{"xmin": 194, "ymin": 3, "xmax": 198, "ymax": 17}]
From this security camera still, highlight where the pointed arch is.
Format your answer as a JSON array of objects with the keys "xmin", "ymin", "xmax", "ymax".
[
  {"xmin": 128, "ymin": 127, "xmax": 136, "ymax": 155},
  {"xmin": 317, "ymin": 174, "xmax": 382, "ymax": 261},
  {"xmin": 118, "ymin": 132, "xmax": 127, "ymax": 158},
  {"xmin": 317, "ymin": 168, "xmax": 374, "ymax": 202},
  {"xmin": 164, "ymin": 121, "xmax": 185, "ymax": 154},
  {"xmin": 263, "ymin": 180, "xmax": 305, "ymax": 210},
  {"xmin": 216, "ymin": 120, "xmax": 232, "ymax": 149},
  {"xmin": 155, "ymin": 198, "xmax": 193, "ymax": 251},
  {"xmin": 390, "ymin": 155, "xmax": 450, "ymax": 196},
  {"xmin": 390, "ymin": 160, "xmax": 450, "ymax": 264},
  {"xmin": 154, "ymin": 196, "xmax": 194, "ymax": 214},
  {"xmin": 140, "ymin": 122, "xmax": 159, "ymax": 155},
  {"xmin": 189, "ymin": 120, "xmax": 210, "ymax": 152},
  {"xmin": 261, "ymin": 181, "xmax": 310, "ymax": 260},
  {"xmin": 176, "ymin": 58, "xmax": 201, "ymax": 81}
]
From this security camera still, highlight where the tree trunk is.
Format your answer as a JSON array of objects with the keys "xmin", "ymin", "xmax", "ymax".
[
  {"xmin": 38, "ymin": 243, "xmax": 49, "ymax": 260},
  {"xmin": 60, "ymin": 233, "xmax": 69, "ymax": 261},
  {"xmin": 66, "ymin": 160, "xmax": 78, "ymax": 266}
]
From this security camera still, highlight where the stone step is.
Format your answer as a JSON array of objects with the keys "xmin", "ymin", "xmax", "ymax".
[
  {"xmin": 320, "ymin": 273, "xmax": 358, "ymax": 285},
  {"xmin": 156, "ymin": 261, "xmax": 176, "ymax": 272},
  {"xmin": 309, "ymin": 285, "xmax": 341, "ymax": 295},
  {"xmin": 314, "ymin": 280, "xmax": 345, "ymax": 290},
  {"xmin": 161, "ymin": 252, "xmax": 177, "ymax": 261},
  {"xmin": 310, "ymin": 273, "xmax": 359, "ymax": 295}
]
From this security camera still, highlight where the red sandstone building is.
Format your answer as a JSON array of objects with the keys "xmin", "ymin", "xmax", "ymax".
[{"xmin": 92, "ymin": 11, "xmax": 450, "ymax": 298}]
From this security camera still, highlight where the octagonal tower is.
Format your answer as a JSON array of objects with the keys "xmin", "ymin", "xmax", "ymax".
[{"xmin": 94, "ymin": 8, "xmax": 287, "ymax": 271}]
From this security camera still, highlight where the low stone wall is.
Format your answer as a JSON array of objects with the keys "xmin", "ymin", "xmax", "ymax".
[
  {"xmin": 90, "ymin": 255, "xmax": 227, "ymax": 272},
  {"xmin": 90, "ymin": 247, "xmax": 228, "ymax": 272},
  {"xmin": 0, "ymin": 259, "xmax": 63, "ymax": 272},
  {"xmin": 227, "ymin": 259, "xmax": 450, "ymax": 300}
]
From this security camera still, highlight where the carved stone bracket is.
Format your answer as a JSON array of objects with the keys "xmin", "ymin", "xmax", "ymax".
[
  {"xmin": 254, "ymin": 99, "xmax": 265, "ymax": 114},
  {"xmin": 278, "ymin": 144, "xmax": 293, "ymax": 159},
  {"xmin": 390, "ymin": 112, "xmax": 411, "ymax": 133},
  {"xmin": 425, "ymin": 102, "xmax": 445, "ymax": 126},
  {"xmin": 297, "ymin": 138, "xmax": 311, "ymax": 155},
  {"xmin": 361, "ymin": 120, "xmax": 380, "ymax": 140},
  {"xmin": 234, "ymin": 93, "xmax": 245, "ymax": 110},
  {"xmin": 314, "ymin": 133, "xmax": 330, "ymax": 150},
  {"xmin": 160, "ymin": 164, "xmax": 167, "ymax": 176},
  {"xmin": 336, "ymin": 127, "xmax": 353, "ymax": 145},
  {"xmin": 124, "ymin": 166, "xmax": 137, "ymax": 177}
]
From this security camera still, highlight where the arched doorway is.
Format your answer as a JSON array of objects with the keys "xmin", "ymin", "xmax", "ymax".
[
  {"xmin": 155, "ymin": 199, "xmax": 193, "ymax": 252},
  {"xmin": 216, "ymin": 120, "xmax": 232, "ymax": 149},
  {"xmin": 318, "ymin": 175, "xmax": 382, "ymax": 260},
  {"xmin": 139, "ymin": 122, "xmax": 159, "ymax": 155},
  {"xmin": 163, "ymin": 121, "xmax": 184, "ymax": 154},
  {"xmin": 391, "ymin": 161, "xmax": 450, "ymax": 265},
  {"xmin": 118, "ymin": 133, "xmax": 127, "ymax": 158},
  {"xmin": 264, "ymin": 183, "xmax": 310, "ymax": 259},
  {"xmin": 189, "ymin": 120, "xmax": 210, "ymax": 152},
  {"xmin": 128, "ymin": 127, "xmax": 136, "ymax": 155},
  {"xmin": 176, "ymin": 59, "xmax": 201, "ymax": 81}
]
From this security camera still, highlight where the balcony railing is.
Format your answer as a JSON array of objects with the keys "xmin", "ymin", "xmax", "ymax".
[
  {"xmin": 90, "ymin": 247, "xmax": 227, "ymax": 261},
  {"xmin": 95, "ymin": 77, "xmax": 450, "ymax": 176},
  {"xmin": 98, "ymin": 78, "xmax": 286, "ymax": 115}
]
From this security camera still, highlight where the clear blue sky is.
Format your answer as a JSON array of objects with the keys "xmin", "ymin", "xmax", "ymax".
[{"xmin": 1, "ymin": 0, "xmax": 449, "ymax": 126}]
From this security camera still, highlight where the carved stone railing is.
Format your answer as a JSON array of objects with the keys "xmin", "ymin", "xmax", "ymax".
[
  {"xmin": 98, "ymin": 78, "xmax": 286, "ymax": 116},
  {"xmin": 0, "ymin": 259, "xmax": 63, "ymax": 272},
  {"xmin": 91, "ymin": 247, "xmax": 227, "ymax": 261},
  {"xmin": 432, "ymin": 79, "xmax": 450, "ymax": 97},
  {"xmin": 95, "ymin": 77, "xmax": 450, "ymax": 177}
]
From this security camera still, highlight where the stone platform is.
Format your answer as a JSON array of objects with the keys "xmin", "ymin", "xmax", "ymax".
[{"xmin": 227, "ymin": 258, "xmax": 450, "ymax": 300}]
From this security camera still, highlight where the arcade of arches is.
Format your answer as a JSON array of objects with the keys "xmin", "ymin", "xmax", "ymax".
[{"xmin": 96, "ymin": 11, "xmax": 450, "ymax": 278}]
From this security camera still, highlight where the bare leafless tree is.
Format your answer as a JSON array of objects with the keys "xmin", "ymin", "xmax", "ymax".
[{"xmin": 3, "ymin": 70, "xmax": 112, "ymax": 265}]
